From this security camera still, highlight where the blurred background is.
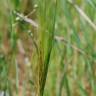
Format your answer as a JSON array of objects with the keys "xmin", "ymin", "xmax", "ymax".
[{"xmin": 0, "ymin": 0, "xmax": 96, "ymax": 96}]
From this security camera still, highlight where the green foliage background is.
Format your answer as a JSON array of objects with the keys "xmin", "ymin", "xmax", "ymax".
[{"xmin": 0, "ymin": 0, "xmax": 96, "ymax": 96}]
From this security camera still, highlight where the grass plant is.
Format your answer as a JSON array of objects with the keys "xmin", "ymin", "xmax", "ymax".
[{"xmin": 0, "ymin": 0, "xmax": 96, "ymax": 96}]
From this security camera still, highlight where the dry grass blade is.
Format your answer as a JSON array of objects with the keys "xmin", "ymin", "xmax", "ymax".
[
  {"xmin": 68, "ymin": 0, "xmax": 96, "ymax": 31},
  {"xmin": 55, "ymin": 36, "xmax": 85, "ymax": 55},
  {"xmin": 74, "ymin": 5, "xmax": 96, "ymax": 31},
  {"xmin": 14, "ymin": 11, "xmax": 38, "ymax": 28},
  {"xmin": 55, "ymin": 36, "xmax": 96, "ymax": 63}
]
